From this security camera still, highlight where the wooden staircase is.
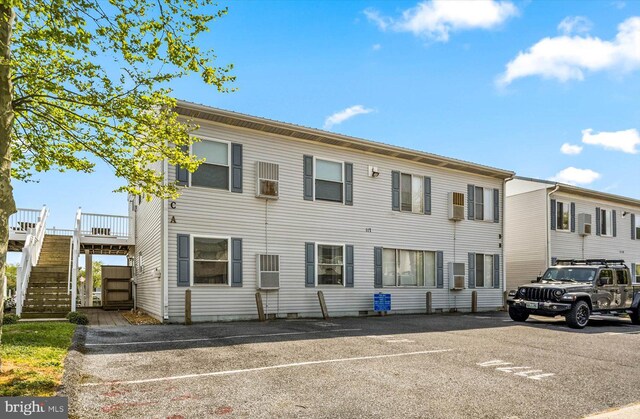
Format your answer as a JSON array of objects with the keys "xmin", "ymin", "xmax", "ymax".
[{"xmin": 21, "ymin": 235, "xmax": 72, "ymax": 318}]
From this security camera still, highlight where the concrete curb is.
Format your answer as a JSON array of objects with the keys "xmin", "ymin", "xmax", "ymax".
[
  {"xmin": 57, "ymin": 325, "xmax": 88, "ymax": 418},
  {"xmin": 585, "ymin": 403, "xmax": 640, "ymax": 418}
]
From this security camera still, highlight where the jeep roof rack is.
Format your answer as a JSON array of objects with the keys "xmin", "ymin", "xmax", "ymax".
[{"xmin": 554, "ymin": 259, "xmax": 627, "ymax": 267}]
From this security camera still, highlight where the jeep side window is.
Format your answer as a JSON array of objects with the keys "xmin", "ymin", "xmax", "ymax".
[
  {"xmin": 598, "ymin": 270, "xmax": 614, "ymax": 286},
  {"xmin": 616, "ymin": 269, "xmax": 629, "ymax": 285}
]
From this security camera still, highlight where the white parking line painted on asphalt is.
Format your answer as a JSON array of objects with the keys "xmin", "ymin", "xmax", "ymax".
[
  {"xmin": 366, "ymin": 335, "xmax": 415, "ymax": 343},
  {"xmin": 81, "ymin": 349, "xmax": 454, "ymax": 387},
  {"xmin": 606, "ymin": 331, "xmax": 640, "ymax": 335},
  {"xmin": 313, "ymin": 322, "xmax": 340, "ymax": 327},
  {"xmin": 84, "ymin": 328, "xmax": 362, "ymax": 347},
  {"xmin": 478, "ymin": 359, "xmax": 554, "ymax": 381}
]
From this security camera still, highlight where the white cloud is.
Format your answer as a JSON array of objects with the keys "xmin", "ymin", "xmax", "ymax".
[
  {"xmin": 560, "ymin": 143, "xmax": 583, "ymax": 155},
  {"xmin": 323, "ymin": 105, "xmax": 374, "ymax": 130},
  {"xmin": 557, "ymin": 16, "xmax": 592, "ymax": 35},
  {"xmin": 549, "ymin": 167, "xmax": 601, "ymax": 185},
  {"xmin": 497, "ymin": 17, "xmax": 640, "ymax": 85},
  {"xmin": 372, "ymin": 43, "xmax": 382, "ymax": 51},
  {"xmin": 365, "ymin": 0, "xmax": 518, "ymax": 42},
  {"xmin": 581, "ymin": 128, "xmax": 640, "ymax": 154}
]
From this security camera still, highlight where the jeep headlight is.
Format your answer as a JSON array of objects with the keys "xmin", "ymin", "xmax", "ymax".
[
  {"xmin": 553, "ymin": 289, "xmax": 564, "ymax": 299},
  {"xmin": 518, "ymin": 288, "xmax": 527, "ymax": 297}
]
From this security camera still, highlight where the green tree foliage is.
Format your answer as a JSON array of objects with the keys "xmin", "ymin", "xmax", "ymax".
[
  {"xmin": 0, "ymin": 0, "xmax": 235, "ymax": 369},
  {"xmin": 4, "ymin": 263, "xmax": 15, "ymax": 291}
]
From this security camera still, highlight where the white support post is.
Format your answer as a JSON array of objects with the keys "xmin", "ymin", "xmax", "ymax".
[
  {"xmin": 85, "ymin": 253, "xmax": 93, "ymax": 307},
  {"xmin": 16, "ymin": 265, "xmax": 23, "ymax": 316}
]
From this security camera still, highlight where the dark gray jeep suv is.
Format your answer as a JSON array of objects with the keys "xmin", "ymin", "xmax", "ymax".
[{"xmin": 507, "ymin": 259, "xmax": 640, "ymax": 329}]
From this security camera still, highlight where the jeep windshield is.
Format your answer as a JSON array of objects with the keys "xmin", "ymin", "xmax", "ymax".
[{"xmin": 541, "ymin": 268, "xmax": 597, "ymax": 283}]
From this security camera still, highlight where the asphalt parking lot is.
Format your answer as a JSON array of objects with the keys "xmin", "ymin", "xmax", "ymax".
[{"xmin": 66, "ymin": 312, "xmax": 640, "ymax": 418}]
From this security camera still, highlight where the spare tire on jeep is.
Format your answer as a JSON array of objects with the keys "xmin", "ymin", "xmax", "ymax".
[{"xmin": 509, "ymin": 306, "xmax": 529, "ymax": 322}]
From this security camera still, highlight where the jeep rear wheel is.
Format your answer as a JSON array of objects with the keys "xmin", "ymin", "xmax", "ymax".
[
  {"xmin": 631, "ymin": 309, "xmax": 640, "ymax": 326},
  {"xmin": 509, "ymin": 306, "xmax": 529, "ymax": 322},
  {"xmin": 566, "ymin": 300, "xmax": 590, "ymax": 329}
]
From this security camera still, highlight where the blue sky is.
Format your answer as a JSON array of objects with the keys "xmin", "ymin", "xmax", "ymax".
[{"xmin": 9, "ymin": 0, "xmax": 640, "ymax": 262}]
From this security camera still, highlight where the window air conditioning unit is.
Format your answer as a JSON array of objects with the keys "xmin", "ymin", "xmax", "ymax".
[
  {"xmin": 449, "ymin": 262, "xmax": 465, "ymax": 290},
  {"xmin": 257, "ymin": 254, "xmax": 280, "ymax": 289},
  {"xmin": 448, "ymin": 192, "xmax": 465, "ymax": 221},
  {"xmin": 578, "ymin": 213, "xmax": 592, "ymax": 236},
  {"xmin": 256, "ymin": 161, "xmax": 279, "ymax": 199}
]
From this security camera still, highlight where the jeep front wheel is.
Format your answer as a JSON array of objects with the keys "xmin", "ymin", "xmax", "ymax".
[
  {"xmin": 566, "ymin": 300, "xmax": 590, "ymax": 329},
  {"xmin": 509, "ymin": 306, "xmax": 529, "ymax": 322}
]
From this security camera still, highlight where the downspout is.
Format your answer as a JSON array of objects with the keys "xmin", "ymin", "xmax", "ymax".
[
  {"xmin": 546, "ymin": 184, "xmax": 560, "ymax": 267},
  {"xmin": 162, "ymin": 158, "xmax": 170, "ymax": 320},
  {"xmin": 502, "ymin": 176, "xmax": 514, "ymax": 292}
]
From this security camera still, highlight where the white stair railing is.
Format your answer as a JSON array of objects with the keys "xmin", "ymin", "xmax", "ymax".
[
  {"xmin": 68, "ymin": 207, "xmax": 82, "ymax": 312},
  {"xmin": 16, "ymin": 205, "xmax": 49, "ymax": 316}
]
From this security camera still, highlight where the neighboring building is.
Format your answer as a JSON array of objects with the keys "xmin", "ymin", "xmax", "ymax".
[
  {"xmin": 132, "ymin": 101, "xmax": 514, "ymax": 322},
  {"xmin": 505, "ymin": 177, "xmax": 640, "ymax": 289}
]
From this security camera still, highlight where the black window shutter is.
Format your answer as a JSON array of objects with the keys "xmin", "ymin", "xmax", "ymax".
[
  {"xmin": 595, "ymin": 207, "xmax": 601, "ymax": 236},
  {"xmin": 231, "ymin": 143, "xmax": 243, "ymax": 193},
  {"xmin": 177, "ymin": 234, "xmax": 190, "ymax": 287},
  {"xmin": 550, "ymin": 199, "xmax": 556, "ymax": 230},
  {"xmin": 468, "ymin": 253, "xmax": 476, "ymax": 289},
  {"xmin": 570, "ymin": 203, "xmax": 576, "ymax": 232},
  {"xmin": 467, "ymin": 184, "xmax": 475, "ymax": 220},
  {"xmin": 345, "ymin": 245, "xmax": 354, "ymax": 287},
  {"xmin": 391, "ymin": 171, "xmax": 400, "ymax": 211},
  {"xmin": 303, "ymin": 155, "xmax": 313, "ymax": 201},
  {"xmin": 344, "ymin": 163, "xmax": 353, "ymax": 206},
  {"xmin": 493, "ymin": 188, "xmax": 499, "ymax": 223},
  {"xmin": 493, "ymin": 254, "xmax": 500, "ymax": 288},
  {"xmin": 436, "ymin": 251, "xmax": 444, "ymax": 288},
  {"xmin": 374, "ymin": 247, "xmax": 383, "ymax": 288},
  {"xmin": 424, "ymin": 177, "xmax": 432, "ymax": 215},
  {"xmin": 231, "ymin": 238, "xmax": 242, "ymax": 287},
  {"xmin": 612, "ymin": 210, "xmax": 617, "ymax": 237},
  {"xmin": 305, "ymin": 242, "xmax": 315, "ymax": 287},
  {"xmin": 632, "ymin": 214, "xmax": 636, "ymax": 240},
  {"xmin": 176, "ymin": 145, "xmax": 189, "ymax": 186}
]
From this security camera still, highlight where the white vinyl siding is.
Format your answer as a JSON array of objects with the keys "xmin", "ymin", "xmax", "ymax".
[{"xmin": 163, "ymin": 118, "xmax": 505, "ymax": 322}]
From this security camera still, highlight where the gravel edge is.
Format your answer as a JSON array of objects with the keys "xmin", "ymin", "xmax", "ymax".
[{"xmin": 57, "ymin": 325, "xmax": 88, "ymax": 418}]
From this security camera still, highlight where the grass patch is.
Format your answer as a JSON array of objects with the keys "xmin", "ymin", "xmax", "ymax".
[{"xmin": 0, "ymin": 322, "xmax": 76, "ymax": 396}]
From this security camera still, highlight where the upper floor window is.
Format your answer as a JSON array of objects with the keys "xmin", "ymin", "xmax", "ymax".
[
  {"xmin": 191, "ymin": 139, "xmax": 230, "ymax": 190},
  {"xmin": 315, "ymin": 159, "xmax": 343, "ymax": 202},
  {"xmin": 474, "ymin": 186, "xmax": 494, "ymax": 221},
  {"xmin": 556, "ymin": 201, "xmax": 570, "ymax": 231},
  {"xmin": 400, "ymin": 174, "xmax": 424, "ymax": 214},
  {"xmin": 634, "ymin": 215, "xmax": 639, "ymax": 240},
  {"xmin": 600, "ymin": 209, "xmax": 612, "ymax": 236}
]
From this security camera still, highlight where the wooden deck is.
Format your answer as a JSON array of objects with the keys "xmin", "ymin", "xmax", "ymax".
[{"xmin": 80, "ymin": 308, "xmax": 130, "ymax": 327}]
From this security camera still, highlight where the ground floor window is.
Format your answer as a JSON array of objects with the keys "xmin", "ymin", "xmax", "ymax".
[
  {"xmin": 635, "ymin": 264, "xmax": 640, "ymax": 283},
  {"xmin": 317, "ymin": 244, "xmax": 344, "ymax": 285},
  {"xmin": 193, "ymin": 236, "xmax": 229, "ymax": 285},
  {"xmin": 383, "ymin": 248, "xmax": 436, "ymax": 287},
  {"xmin": 475, "ymin": 254, "xmax": 494, "ymax": 288}
]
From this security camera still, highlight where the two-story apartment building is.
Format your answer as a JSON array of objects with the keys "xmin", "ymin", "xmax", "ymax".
[
  {"xmin": 505, "ymin": 177, "xmax": 640, "ymax": 289},
  {"xmin": 131, "ymin": 101, "xmax": 514, "ymax": 322}
]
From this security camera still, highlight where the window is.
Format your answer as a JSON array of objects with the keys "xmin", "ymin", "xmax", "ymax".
[
  {"xmin": 317, "ymin": 244, "xmax": 344, "ymax": 285},
  {"xmin": 556, "ymin": 201, "xmax": 570, "ymax": 231},
  {"xmin": 600, "ymin": 209, "xmax": 612, "ymax": 236},
  {"xmin": 400, "ymin": 173, "xmax": 423, "ymax": 213},
  {"xmin": 475, "ymin": 254, "xmax": 494, "ymax": 288},
  {"xmin": 474, "ymin": 187, "xmax": 494, "ymax": 221},
  {"xmin": 616, "ymin": 269, "xmax": 629, "ymax": 285},
  {"xmin": 635, "ymin": 264, "xmax": 640, "ymax": 283},
  {"xmin": 191, "ymin": 139, "xmax": 229, "ymax": 189},
  {"xmin": 597, "ymin": 269, "xmax": 614, "ymax": 286},
  {"xmin": 315, "ymin": 159, "xmax": 343, "ymax": 202},
  {"xmin": 635, "ymin": 215, "xmax": 640, "ymax": 239},
  {"xmin": 382, "ymin": 248, "xmax": 436, "ymax": 287},
  {"xmin": 192, "ymin": 237, "xmax": 228, "ymax": 285}
]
